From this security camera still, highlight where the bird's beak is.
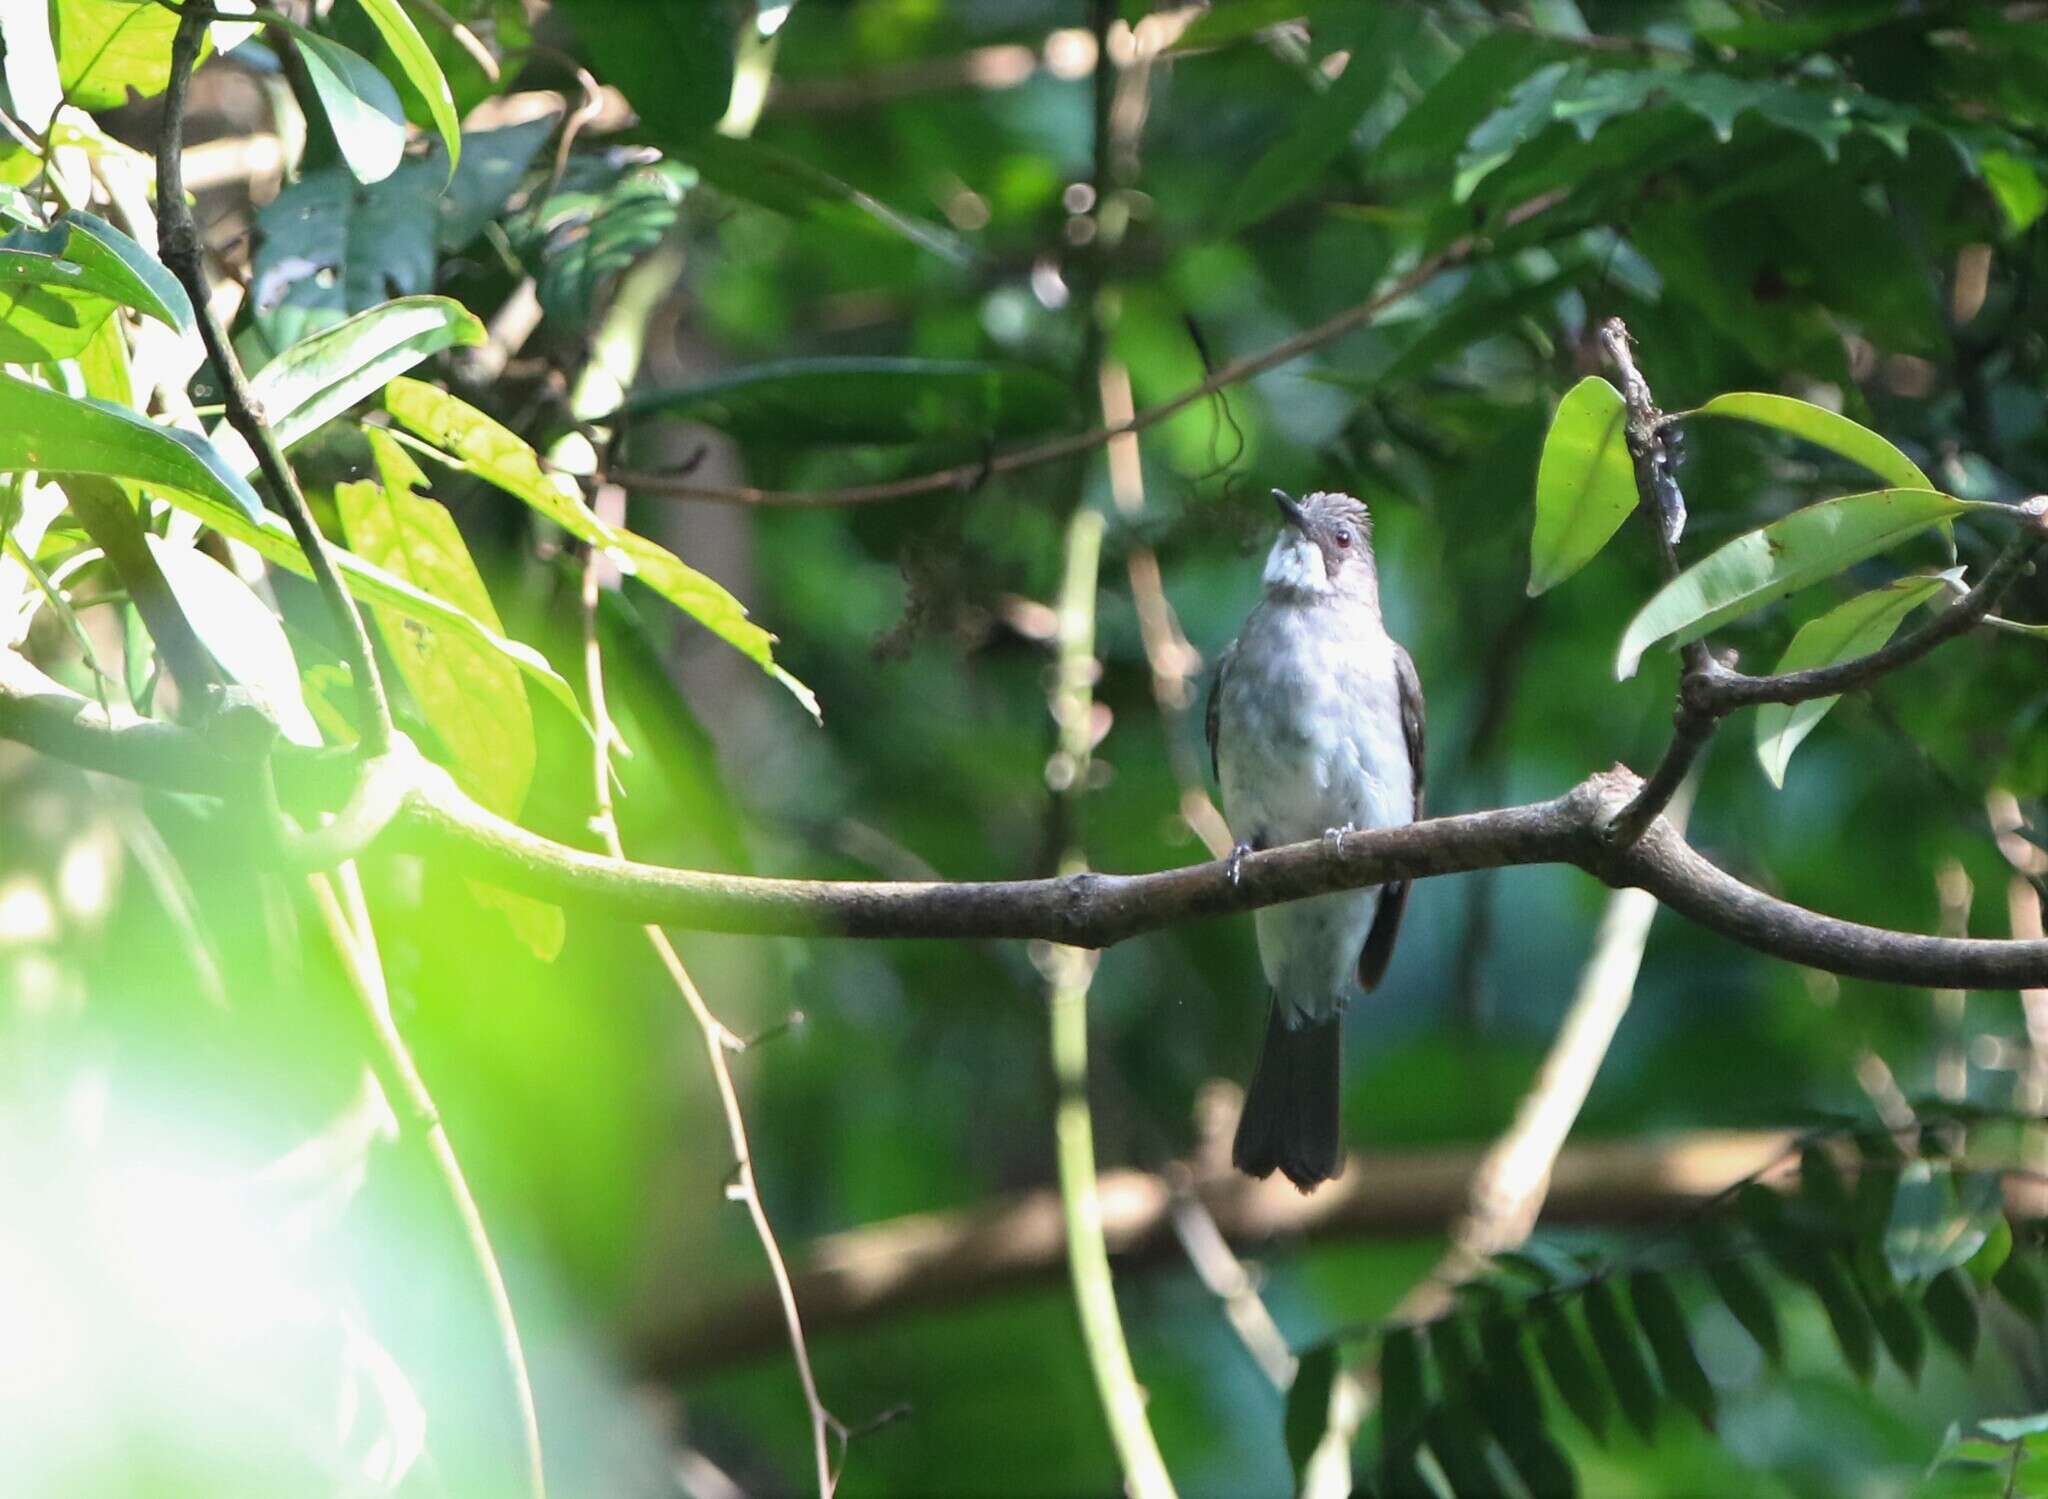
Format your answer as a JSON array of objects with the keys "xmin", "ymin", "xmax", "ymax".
[{"xmin": 1272, "ymin": 488, "xmax": 1307, "ymax": 532}]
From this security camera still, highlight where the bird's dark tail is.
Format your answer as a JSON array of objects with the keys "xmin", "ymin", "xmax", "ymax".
[{"xmin": 1232, "ymin": 1001, "xmax": 1341, "ymax": 1192}]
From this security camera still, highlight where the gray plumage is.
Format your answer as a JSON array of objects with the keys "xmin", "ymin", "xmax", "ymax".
[{"xmin": 1206, "ymin": 490, "xmax": 1425, "ymax": 1191}]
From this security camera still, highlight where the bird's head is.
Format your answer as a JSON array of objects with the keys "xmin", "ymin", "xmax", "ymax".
[{"xmin": 1262, "ymin": 489, "xmax": 1378, "ymax": 604}]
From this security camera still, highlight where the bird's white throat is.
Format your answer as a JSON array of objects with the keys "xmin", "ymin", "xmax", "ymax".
[{"xmin": 1262, "ymin": 532, "xmax": 1331, "ymax": 596}]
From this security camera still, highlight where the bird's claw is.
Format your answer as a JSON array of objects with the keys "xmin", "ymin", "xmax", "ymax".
[
  {"xmin": 1225, "ymin": 841, "xmax": 1253, "ymax": 888},
  {"xmin": 1322, "ymin": 823, "xmax": 1355, "ymax": 848}
]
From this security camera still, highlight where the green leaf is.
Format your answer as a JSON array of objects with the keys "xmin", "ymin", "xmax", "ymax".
[
  {"xmin": 217, "ymin": 296, "xmax": 486, "ymax": 474},
  {"xmin": 1615, "ymin": 489, "xmax": 1975, "ymax": 679},
  {"xmin": 1966, "ymin": 1216, "xmax": 2014, "ymax": 1288},
  {"xmin": 1980, "ymin": 150, "xmax": 2048, "ymax": 236},
  {"xmin": 1629, "ymin": 1272, "xmax": 1714, "ymax": 1430},
  {"xmin": 251, "ymin": 164, "xmax": 441, "ymax": 347},
  {"xmin": 1476, "ymin": 1313, "xmax": 1544, "ymax": 1441},
  {"xmin": 1924, "ymin": 1268, "xmax": 1980, "ymax": 1361},
  {"xmin": 1377, "ymin": 1325, "xmax": 1426, "ymax": 1460},
  {"xmin": 1284, "ymin": 1345, "xmax": 1336, "ymax": 1489},
  {"xmin": 1755, "ymin": 572, "xmax": 1950, "ymax": 787},
  {"xmin": 553, "ymin": 0, "xmax": 732, "ymax": 144},
  {"xmin": 383, "ymin": 377, "xmax": 818, "ymax": 719},
  {"xmin": 1691, "ymin": 393, "xmax": 1933, "ymax": 491},
  {"xmin": 145, "ymin": 537, "xmax": 321, "ymax": 746},
  {"xmin": 1455, "ymin": 61, "xmax": 1577, "ymax": 201},
  {"xmin": 34, "ymin": 209, "xmax": 193, "ymax": 333},
  {"xmin": 351, "ymin": 0, "xmax": 460, "ymax": 176},
  {"xmin": 1217, "ymin": 9, "xmax": 1418, "ymax": 234},
  {"xmin": 1887, "ymin": 1163, "xmax": 2005, "ymax": 1284},
  {"xmin": 337, "ymin": 427, "xmax": 533, "ymax": 818},
  {"xmin": 0, "ymin": 373, "xmax": 263, "ymax": 519},
  {"xmin": 437, "ymin": 119, "xmax": 555, "ymax": 253},
  {"xmin": 1582, "ymin": 1279, "xmax": 1659, "ymax": 1439},
  {"xmin": 0, "ymin": 248, "xmax": 119, "ymax": 361},
  {"xmin": 1495, "ymin": 1420, "xmax": 1578, "ymax": 1499},
  {"xmin": 1800, "ymin": 1142, "xmax": 1852, "ymax": 1218},
  {"xmin": 1994, "ymin": 1249, "xmax": 2046, "ymax": 1321},
  {"xmin": 625, "ymin": 358, "xmax": 1073, "ymax": 447},
  {"xmin": 51, "ymin": 0, "xmax": 188, "ymax": 108},
  {"xmin": 1422, "ymin": 1406, "xmax": 1499, "ymax": 1499},
  {"xmin": 504, "ymin": 155, "xmax": 695, "ymax": 324},
  {"xmin": 1858, "ymin": 1265, "xmax": 1927, "ymax": 1382},
  {"xmin": 291, "ymin": 26, "xmax": 410, "ymax": 185},
  {"xmin": 1528, "ymin": 376, "xmax": 1635, "ymax": 596},
  {"xmin": 1376, "ymin": 33, "xmax": 1574, "ymax": 182},
  {"xmin": 1810, "ymin": 1255, "xmax": 1878, "ymax": 1381},
  {"xmin": 1703, "ymin": 1247, "xmax": 1784, "ymax": 1366},
  {"xmin": 677, "ymin": 135, "xmax": 969, "ymax": 267},
  {"xmin": 1534, "ymin": 1300, "xmax": 1610, "ymax": 1444}
]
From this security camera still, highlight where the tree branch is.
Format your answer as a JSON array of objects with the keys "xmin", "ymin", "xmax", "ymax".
[
  {"xmin": 604, "ymin": 195, "xmax": 1566, "ymax": 509},
  {"xmin": 9, "ymin": 656, "xmax": 2048, "ymax": 986},
  {"xmin": 155, "ymin": 10, "xmax": 397, "ymax": 756}
]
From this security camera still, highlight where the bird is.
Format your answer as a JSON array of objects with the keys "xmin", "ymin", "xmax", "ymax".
[{"xmin": 1206, "ymin": 489, "xmax": 1425, "ymax": 1191}]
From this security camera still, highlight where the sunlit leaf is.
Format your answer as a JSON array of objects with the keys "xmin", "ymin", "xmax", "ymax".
[
  {"xmin": 0, "ymin": 250, "xmax": 118, "ymax": 361},
  {"xmin": 1887, "ymin": 1163, "xmax": 2006, "ymax": 1284},
  {"xmin": 146, "ymin": 537, "xmax": 321, "ymax": 746},
  {"xmin": 1980, "ymin": 150, "xmax": 2048, "ymax": 235},
  {"xmin": 290, "ymin": 25, "xmax": 410, "ymax": 184},
  {"xmin": 216, "ymin": 296, "xmax": 487, "ymax": 474},
  {"xmin": 1615, "ymin": 488, "xmax": 1975, "ymax": 678},
  {"xmin": 352, "ymin": 0, "xmax": 460, "ymax": 175},
  {"xmin": 51, "ymin": 0, "xmax": 189, "ymax": 108},
  {"xmin": 625, "ymin": 358, "xmax": 1072, "ymax": 446},
  {"xmin": 1528, "ymin": 376, "xmax": 1635, "ymax": 596},
  {"xmin": 1755, "ymin": 572, "xmax": 1951, "ymax": 787},
  {"xmin": 384, "ymin": 377, "xmax": 819, "ymax": 719},
  {"xmin": 1692, "ymin": 393, "xmax": 1933, "ymax": 491},
  {"xmin": 0, "ymin": 373, "xmax": 263, "ymax": 519},
  {"xmin": 0, "ymin": 209, "xmax": 194, "ymax": 334}
]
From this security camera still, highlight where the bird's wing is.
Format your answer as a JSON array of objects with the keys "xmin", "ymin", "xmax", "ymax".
[
  {"xmin": 1358, "ymin": 642, "xmax": 1425, "ymax": 991},
  {"xmin": 1206, "ymin": 637, "xmax": 1236, "ymax": 783}
]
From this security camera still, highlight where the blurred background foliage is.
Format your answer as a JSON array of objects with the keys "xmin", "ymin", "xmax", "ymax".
[{"xmin": 7, "ymin": 0, "xmax": 2048, "ymax": 1495}]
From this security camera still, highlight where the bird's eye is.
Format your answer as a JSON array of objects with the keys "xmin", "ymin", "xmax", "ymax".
[{"xmin": 1333, "ymin": 527, "xmax": 1352, "ymax": 550}]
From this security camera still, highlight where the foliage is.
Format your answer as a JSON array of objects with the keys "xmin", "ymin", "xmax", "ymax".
[{"xmin": 2, "ymin": 1, "xmax": 2048, "ymax": 1497}]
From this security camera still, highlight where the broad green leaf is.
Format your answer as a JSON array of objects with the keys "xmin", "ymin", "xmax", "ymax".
[
  {"xmin": 1217, "ymin": 9, "xmax": 1418, "ymax": 234},
  {"xmin": 252, "ymin": 164, "xmax": 440, "ymax": 347},
  {"xmin": 1615, "ymin": 488, "xmax": 1974, "ymax": 678},
  {"xmin": 146, "ymin": 537, "xmax": 321, "ymax": 746},
  {"xmin": 1629, "ymin": 1272, "xmax": 1714, "ymax": 1429},
  {"xmin": 75, "ymin": 309, "xmax": 133, "ymax": 408},
  {"xmin": 1966, "ymin": 1217, "xmax": 2014, "ymax": 1288},
  {"xmin": 1886, "ymin": 1163, "xmax": 2005, "ymax": 1284},
  {"xmin": 51, "ymin": 0, "xmax": 187, "ymax": 108},
  {"xmin": 677, "ymin": 135, "xmax": 969, "ymax": 266},
  {"xmin": 351, "ymin": 0, "xmax": 460, "ymax": 176},
  {"xmin": 1980, "ymin": 150, "xmax": 2048, "ymax": 235},
  {"xmin": 1534, "ymin": 1301, "xmax": 1610, "ymax": 1443},
  {"xmin": 1702, "ymin": 1247, "xmax": 1784, "ymax": 1366},
  {"xmin": 291, "ymin": 27, "xmax": 409, "ymax": 185},
  {"xmin": 1857, "ymin": 1265, "xmax": 1926, "ymax": 1382},
  {"xmin": 553, "ymin": 0, "xmax": 732, "ymax": 145},
  {"xmin": 215, "ymin": 296, "xmax": 486, "ymax": 474},
  {"xmin": 471, "ymin": 881, "xmax": 566, "ymax": 964},
  {"xmin": 1476, "ymin": 1313, "xmax": 1544, "ymax": 1440},
  {"xmin": 1809, "ymin": 1254, "xmax": 1877, "ymax": 1380},
  {"xmin": 57, "ymin": 209, "xmax": 193, "ymax": 332},
  {"xmin": 1455, "ymin": 61, "xmax": 1576, "ymax": 201},
  {"xmin": 1924, "ymin": 1268, "xmax": 1980, "ymax": 1361},
  {"xmin": 1528, "ymin": 376, "xmax": 1634, "ymax": 596},
  {"xmin": 1376, "ymin": 33, "xmax": 1574, "ymax": 182},
  {"xmin": 1582, "ymin": 1279, "xmax": 1659, "ymax": 1439},
  {"xmin": 0, "ymin": 211, "xmax": 192, "ymax": 344},
  {"xmin": 0, "ymin": 373, "xmax": 263, "ymax": 518},
  {"xmin": 1995, "ymin": 1251, "xmax": 2046, "ymax": 1321},
  {"xmin": 504, "ymin": 154, "xmax": 695, "ymax": 323},
  {"xmin": 0, "ymin": 249, "xmax": 119, "ymax": 360},
  {"xmin": 1283, "ymin": 1345, "xmax": 1335, "ymax": 1489},
  {"xmin": 625, "ymin": 358, "xmax": 1072, "ymax": 446},
  {"xmin": 1424, "ymin": 1407, "xmax": 1499, "ymax": 1499},
  {"xmin": 384, "ymin": 376, "xmax": 819, "ymax": 719},
  {"xmin": 437, "ymin": 119, "xmax": 555, "ymax": 253},
  {"xmin": 1692, "ymin": 393, "xmax": 1932, "ymax": 491},
  {"xmin": 1755, "ymin": 572, "xmax": 1950, "ymax": 787},
  {"xmin": 337, "ymin": 428, "xmax": 533, "ymax": 818}
]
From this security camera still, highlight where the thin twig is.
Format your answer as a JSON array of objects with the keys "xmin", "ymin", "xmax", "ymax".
[
  {"xmin": 579, "ymin": 498, "xmax": 841, "ymax": 1497},
  {"xmin": 156, "ymin": 10, "xmax": 396, "ymax": 755},
  {"xmin": 306, "ymin": 867, "xmax": 546, "ymax": 1499},
  {"xmin": 1045, "ymin": 497, "xmax": 1178, "ymax": 1499},
  {"xmin": 607, "ymin": 196, "xmax": 1567, "ymax": 508}
]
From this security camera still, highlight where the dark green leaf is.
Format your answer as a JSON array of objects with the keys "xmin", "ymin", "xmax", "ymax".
[
  {"xmin": 1800, "ymin": 1143, "xmax": 1852, "ymax": 1218},
  {"xmin": 504, "ymin": 155, "xmax": 695, "ymax": 324},
  {"xmin": 1534, "ymin": 1300, "xmax": 1609, "ymax": 1444},
  {"xmin": 555, "ymin": 0, "xmax": 732, "ymax": 144},
  {"xmin": 1994, "ymin": 1249, "xmax": 2046, "ymax": 1321},
  {"xmin": 1285, "ymin": 1345, "xmax": 1337, "ymax": 1489},
  {"xmin": 1615, "ymin": 489, "xmax": 1978, "ymax": 679},
  {"xmin": 1422, "ymin": 1406, "xmax": 1499, "ymax": 1499},
  {"xmin": 437, "ymin": 119, "xmax": 555, "ymax": 253},
  {"xmin": 1810, "ymin": 1255, "xmax": 1878, "ymax": 1381},
  {"xmin": 1378, "ymin": 1325, "xmax": 1426, "ymax": 1467},
  {"xmin": 1456, "ymin": 61, "xmax": 1578, "ymax": 201},
  {"xmin": 251, "ymin": 164, "xmax": 442, "ymax": 347},
  {"xmin": 626, "ymin": 358, "xmax": 1072, "ymax": 446},
  {"xmin": 1629, "ymin": 1272, "xmax": 1714, "ymax": 1430},
  {"xmin": 1703, "ymin": 1247, "xmax": 1784, "ymax": 1366},
  {"xmin": 1925, "ymin": 1269, "xmax": 1981, "ymax": 1361},
  {"xmin": 1528, "ymin": 376, "xmax": 1634, "ymax": 596},
  {"xmin": 1218, "ymin": 9, "xmax": 1418, "ymax": 234},
  {"xmin": 49, "ymin": 209, "xmax": 193, "ymax": 333},
  {"xmin": 677, "ymin": 135, "xmax": 969, "ymax": 266},
  {"xmin": 1476, "ymin": 1314, "xmax": 1544, "ymax": 1442},
  {"xmin": 1582, "ymin": 1279, "xmax": 1659, "ymax": 1439},
  {"xmin": 1427, "ymin": 1317, "xmax": 1480, "ymax": 1411},
  {"xmin": 1495, "ymin": 1420, "xmax": 1578, "ymax": 1499},
  {"xmin": 1376, "ymin": 33, "xmax": 1574, "ymax": 182},
  {"xmin": 351, "ymin": 0, "xmax": 460, "ymax": 174}
]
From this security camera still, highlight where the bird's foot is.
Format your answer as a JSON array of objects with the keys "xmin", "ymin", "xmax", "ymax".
[
  {"xmin": 1322, "ymin": 822, "xmax": 1356, "ymax": 848},
  {"xmin": 1225, "ymin": 841, "xmax": 1253, "ymax": 888}
]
